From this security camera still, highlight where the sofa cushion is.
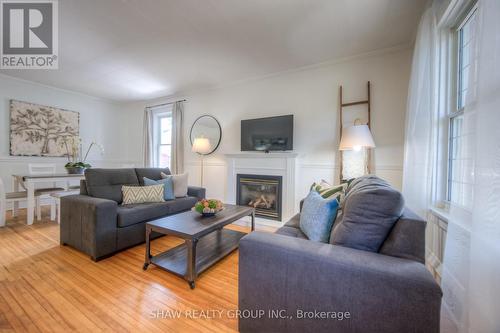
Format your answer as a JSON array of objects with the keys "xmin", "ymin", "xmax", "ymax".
[
  {"xmin": 275, "ymin": 226, "xmax": 308, "ymax": 239},
  {"xmin": 117, "ymin": 202, "xmax": 171, "ymax": 227},
  {"xmin": 135, "ymin": 168, "xmax": 171, "ymax": 185},
  {"xmin": 116, "ymin": 196, "xmax": 198, "ymax": 228},
  {"xmin": 143, "ymin": 177, "xmax": 175, "ymax": 200},
  {"xmin": 331, "ymin": 175, "xmax": 404, "ymax": 252},
  {"xmin": 162, "ymin": 196, "xmax": 197, "ymax": 214},
  {"xmin": 299, "ymin": 191, "xmax": 339, "ymax": 243},
  {"xmin": 379, "ymin": 208, "xmax": 426, "ymax": 263},
  {"xmin": 85, "ymin": 168, "xmax": 139, "ymax": 203},
  {"xmin": 163, "ymin": 172, "xmax": 189, "ymax": 197},
  {"xmin": 329, "ymin": 210, "xmax": 342, "ymax": 244},
  {"xmin": 284, "ymin": 213, "xmax": 301, "ymax": 228}
]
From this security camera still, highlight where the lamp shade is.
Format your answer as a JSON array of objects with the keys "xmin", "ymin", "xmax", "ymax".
[
  {"xmin": 339, "ymin": 124, "xmax": 376, "ymax": 151},
  {"xmin": 192, "ymin": 137, "xmax": 211, "ymax": 154}
]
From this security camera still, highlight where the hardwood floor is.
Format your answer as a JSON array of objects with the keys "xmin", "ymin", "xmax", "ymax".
[{"xmin": 0, "ymin": 208, "xmax": 267, "ymax": 332}]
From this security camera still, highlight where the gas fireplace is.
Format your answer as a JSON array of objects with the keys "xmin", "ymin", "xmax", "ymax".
[{"xmin": 236, "ymin": 174, "xmax": 282, "ymax": 221}]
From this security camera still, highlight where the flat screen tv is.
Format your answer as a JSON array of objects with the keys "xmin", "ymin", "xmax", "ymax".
[{"xmin": 241, "ymin": 115, "xmax": 293, "ymax": 152}]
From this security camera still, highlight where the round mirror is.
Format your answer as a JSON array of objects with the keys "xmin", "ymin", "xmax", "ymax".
[{"xmin": 190, "ymin": 115, "xmax": 222, "ymax": 155}]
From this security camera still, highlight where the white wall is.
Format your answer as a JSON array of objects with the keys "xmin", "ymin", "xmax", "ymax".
[
  {"xmin": 0, "ymin": 74, "xmax": 142, "ymax": 192},
  {"xmin": 127, "ymin": 46, "xmax": 413, "ymax": 201}
]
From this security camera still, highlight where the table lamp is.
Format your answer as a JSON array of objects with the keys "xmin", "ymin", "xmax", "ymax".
[{"xmin": 339, "ymin": 124, "xmax": 376, "ymax": 151}]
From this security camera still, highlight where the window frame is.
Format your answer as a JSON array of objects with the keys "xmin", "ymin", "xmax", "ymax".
[
  {"xmin": 445, "ymin": 3, "xmax": 477, "ymax": 204},
  {"xmin": 152, "ymin": 108, "xmax": 173, "ymax": 169},
  {"xmin": 455, "ymin": 4, "xmax": 478, "ymax": 112}
]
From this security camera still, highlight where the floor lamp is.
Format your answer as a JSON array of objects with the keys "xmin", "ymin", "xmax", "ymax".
[{"xmin": 192, "ymin": 137, "xmax": 211, "ymax": 187}]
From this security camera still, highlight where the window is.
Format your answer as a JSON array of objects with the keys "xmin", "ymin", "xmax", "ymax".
[
  {"xmin": 157, "ymin": 114, "xmax": 172, "ymax": 168},
  {"xmin": 447, "ymin": 5, "xmax": 477, "ymax": 206},
  {"xmin": 456, "ymin": 6, "xmax": 478, "ymax": 110},
  {"xmin": 150, "ymin": 105, "xmax": 173, "ymax": 168}
]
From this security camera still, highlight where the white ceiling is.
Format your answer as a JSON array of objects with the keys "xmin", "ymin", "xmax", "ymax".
[{"xmin": 1, "ymin": 0, "xmax": 425, "ymax": 102}]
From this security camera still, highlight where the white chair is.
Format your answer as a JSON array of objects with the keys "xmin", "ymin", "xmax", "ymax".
[
  {"xmin": 0, "ymin": 178, "xmax": 45, "ymax": 227},
  {"xmin": 50, "ymin": 190, "xmax": 80, "ymax": 224},
  {"xmin": 27, "ymin": 164, "xmax": 64, "ymax": 221},
  {"xmin": 29, "ymin": 163, "xmax": 58, "ymax": 176},
  {"xmin": 0, "ymin": 178, "xmax": 23, "ymax": 227},
  {"xmin": 66, "ymin": 181, "xmax": 80, "ymax": 191}
]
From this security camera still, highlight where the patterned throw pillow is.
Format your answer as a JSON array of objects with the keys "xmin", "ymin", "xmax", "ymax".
[
  {"xmin": 342, "ymin": 178, "xmax": 356, "ymax": 188},
  {"xmin": 310, "ymin": 180, "xmax": 347, "ymax": 203},
  {"xmin": 299, "ymin": 190, "xmax": 339, "ymax": 243},
  {"xmin": 122, "ymin": 184, "xmax": 164, "ymax": 205}
]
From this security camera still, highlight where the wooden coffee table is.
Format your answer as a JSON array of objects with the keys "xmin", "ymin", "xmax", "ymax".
[{"xmin": 143, "ymin": 204, "xmax": 255, "ymax": 289}]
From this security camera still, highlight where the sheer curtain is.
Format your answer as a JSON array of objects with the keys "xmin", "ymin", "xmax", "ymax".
[
  {"xmin": 442, "ymin": 0, "xmax": 500, "ymax": 331},
  {"xmin": 405, "ymin": 1, "xmax": 500, "ymax": 331},
  {"xmin": 402, "ymin": 5, "xmax": 440, "ymax": 218},
  {"xmin": 142, "ymin": 102, "xmax": 183, "ymax": 172},
  {"xmin": 170, "ymin": 101, "xmax": 184, "ymax": 174},
  {"xmin": 142, "ymin": 107, "xmax": 154, "ymax": 167}
]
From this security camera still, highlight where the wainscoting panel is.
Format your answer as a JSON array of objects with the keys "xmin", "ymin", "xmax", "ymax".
[
  {"xmin": 297, "ymin": 163, "xmax": 339, "ymax": 200},
  {"xmin": 373, "ymin": 165, "xmax": 403, "ymax": 190},
  {"xmin": 185, "ymin": 160, "xmax": 227, "ymax": 199}
]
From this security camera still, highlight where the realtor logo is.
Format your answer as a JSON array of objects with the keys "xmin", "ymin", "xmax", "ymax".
[{"xmin": 1, "ymin": 0, "xmax": 58, "ymax": 69}]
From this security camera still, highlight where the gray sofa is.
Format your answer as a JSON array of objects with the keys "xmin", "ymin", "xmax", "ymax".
[
  {"xmin": 60, "ymin": 168, "xmax": 205, "ymax": 261},
  {"xmin": 239, "ymin": 176, "xmax": 442, "ymax": 333}
]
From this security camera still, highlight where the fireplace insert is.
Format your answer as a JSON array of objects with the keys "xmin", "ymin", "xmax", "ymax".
[{"xmin": 236, "ymin": 174, "xmax": 282, "ymax": 221}]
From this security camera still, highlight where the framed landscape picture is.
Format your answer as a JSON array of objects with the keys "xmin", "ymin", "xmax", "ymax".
[{"xmin": 9, "ymin": 100, "xmax": 80, "ymax": 157}]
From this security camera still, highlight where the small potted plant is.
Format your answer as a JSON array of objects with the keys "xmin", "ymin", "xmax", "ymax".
[
  {"xmin": 64, "ymin": 137, "xmax": 104, "ymax": 174},
  {"xmin": 193, "ymin": 199, "xmax": 224, "ymax": 217}
]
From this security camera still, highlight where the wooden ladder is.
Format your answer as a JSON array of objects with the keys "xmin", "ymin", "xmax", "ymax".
[{"xmin": 339, "ymin": 81, "xmax": 372, "ymax": 181}]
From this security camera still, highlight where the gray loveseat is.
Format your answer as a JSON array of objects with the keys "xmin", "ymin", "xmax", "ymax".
[
  {"xmin": 60, "ymin": 168, "xmax": 205, "ymax": 261},
  {"xmin": 239, "ymin": 176, "xmax": 442, "ymax": 333}
]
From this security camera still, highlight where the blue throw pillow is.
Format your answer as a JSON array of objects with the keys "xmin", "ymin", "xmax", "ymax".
[
  {"xmin": 299, "ymin": 190, "xmax": 339, "ymax": 243},
  {"xmin": 143, "ymin": 177, "xmax": 175, "ymax": 200}
]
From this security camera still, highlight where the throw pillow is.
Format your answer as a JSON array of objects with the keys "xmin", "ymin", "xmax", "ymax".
[
  {"xmin": 121, "ymin": 184, "xmax": 164, "ymax": 205},
  {"xmin": 330, "ymin": 175, "xmax": 404, "ymax": 252},
  {"xmin": 341, "ymin": 178, "xmax": 356, "ymax": 188},
  {"xmin": 162, "ymin": 172, "xmax": 188, "ymax": 197},
  {"xmin": 299, "ymin": 190, "xmax": 339, "ymax": 243},
  {"xmin": 143, "ymin": 177, "xmax": 175, "ymax": 200},
  {"xmin": 310, "ymin": 181, "xmax": 346, "ymax": 203}
]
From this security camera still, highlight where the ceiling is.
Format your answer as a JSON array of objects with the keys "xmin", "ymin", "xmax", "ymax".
[{"xmin": 1, "ymin": 0, "xmax": 425, "ymax": 102}]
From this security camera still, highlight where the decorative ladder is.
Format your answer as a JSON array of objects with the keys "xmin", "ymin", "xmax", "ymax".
[{"xmin": 339, "ymin": 81, "xmax": 372, "ymax": 181}]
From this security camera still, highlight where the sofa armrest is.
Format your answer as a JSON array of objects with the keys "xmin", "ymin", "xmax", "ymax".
[
  {"xmin": 187, "ymin": 186, "xmax": 206, "ymax": 200},
  {"xmin": 239, "ymin": 232, "xmax": 442, "ymax": 333},
  {"xmin": 60, "ymin": 195, "xmax": 118, "ymax": 261}
]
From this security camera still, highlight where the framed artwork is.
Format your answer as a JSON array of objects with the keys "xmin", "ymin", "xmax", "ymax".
[{"xmin": 9, "ymin": 100, "xmax": 80, "ymax": 157}]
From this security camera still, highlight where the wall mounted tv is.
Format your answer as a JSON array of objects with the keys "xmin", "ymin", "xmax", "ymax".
[{"xmin": 241, "ymin": 115, "xmax": 293, "ymax": 152}]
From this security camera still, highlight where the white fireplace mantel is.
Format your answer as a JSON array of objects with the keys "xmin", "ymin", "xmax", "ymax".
[
  {"xmin": 224, "ymin": 152, "xmax": 299, "ymax": 225},
  {"xmin": 224, "ymin": 152, "xmax": 299, "ymax": 159}
]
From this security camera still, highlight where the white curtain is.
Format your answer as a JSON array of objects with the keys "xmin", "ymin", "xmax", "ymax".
[
  {"xmin": 142, "ymin": 107, "xmax": 154, "ymax": 167},
  {"xmin": 170, "ymin": 101, "xmax": 184, "ymax": 174},
  {"xmin": 442, "ymin": 1, "xmax": 500, "ymax": 332},
  {"xmin": 402, "ymin": 5, "xmax": 440, "ymax": 218}
]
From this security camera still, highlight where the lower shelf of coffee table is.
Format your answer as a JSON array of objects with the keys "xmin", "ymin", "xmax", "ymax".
[{"xmin": 151, "ymin": 228, "xmax": 247, "ymax": 278}]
